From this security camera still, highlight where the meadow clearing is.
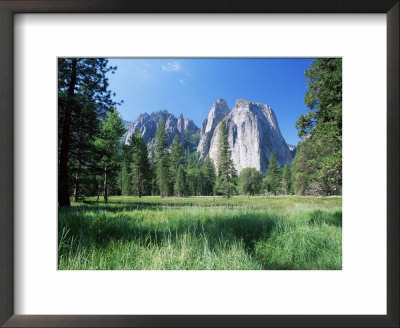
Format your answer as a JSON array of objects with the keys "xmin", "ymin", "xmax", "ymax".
[{"xmin": 58, "ymin": 196, "xmax": 342, "ymax": 270}]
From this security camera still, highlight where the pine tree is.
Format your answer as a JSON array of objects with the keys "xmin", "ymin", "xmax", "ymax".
[
  {"xmin": 295, "ymin": 58, "xmax": 342, "ymax": 195},
  {"xmin": 130, "ymin": 133, "xmax": 151, "ymax": 197},
  {"xmin": 69, "ymin": 98, "xmax": 101, "ymax": 202},
  {"xmin": 121, "ymin": 141, "xmax": 135, "ymax": 196},
  {"xmin": 291, "ymin": 139, "xmax": 313, "ymax": 195},
  {"xmin": 187, "ymin": 168, "xmax": 199, "ymax": 196},
  {"xmin": 197, "ymin": 168, "xmax": 205, "ymax": 195},
  {"xmin": 202, "ymin": 156, "xmax": 216, "ymax": 196},
  {"xmin": 239, "ymin": 167, "xmax": 263, "ymax": 196},
  {"xmin": 216, "ymin": 120, "xmax": 237, "ymax": 199},
  {"xmin": 157, "ymin": 154, "xmax": 171, "ymax": 197},
  {"xmin": 154, "ymin": 121, "xmax": 171, "ymax": 197},
  {"xmin": 174, "ymin": 165, "xmax": 187, "ymax": 197},
  {"xmin": 148, "ymin": 147, "xmax": 159, "ymax": 196},
  {"xmin": 58, "ymin": 58, "xmax": 118, "ymax": 206},
  {"xmin": 94, "ymin": 109, "xmax": 125, "ymax": 203},
  {"xmin": 266, "ymin": 152, "xmax": 281, "ymax": 195},
  {"xmin": 282, "ymin": 163, "xmax": 292, "ymax": 195},
  {"xmin": 154, "ymin": 120, "xmax": 168, "ymax": 161},
  {"xmin": 121, "ymin": 154, "xmax": 131, "ymax": 196},
  {"xmin": 170, "ymin": 134, "xmax": 185, "ymax": 191}
]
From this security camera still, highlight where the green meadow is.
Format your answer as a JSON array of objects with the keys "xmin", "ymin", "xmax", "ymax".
[{"xmin": 58, "ymin": 196, "xmax": 342, "ymax": 270}]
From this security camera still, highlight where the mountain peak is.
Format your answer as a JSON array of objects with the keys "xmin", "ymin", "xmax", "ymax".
[
  {"xmin": 235, "ymin": 98, "xmax": 250, "ymax": 105},
  {"xmin": 197, "ymin": 99, "xmax": 230, "ymax": 157},
  {"xmin": 125, "ymin": 111, "xmax": 198, "ymax": 148},
  {"xmin": 215, "ymin": 98, "xmax": 227, "ymax": 104},
  {"xmin": 212, "ymin": 98, "xmax": 229, "ymax": 112},
  {"xmin": 203, "ymin": 99, "xmax": 292, "ymax": 173}
]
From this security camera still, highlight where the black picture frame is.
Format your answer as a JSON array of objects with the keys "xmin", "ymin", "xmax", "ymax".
[{"xmin": 0, "ymin": 1, "xmax": 398, "ymax": 327}]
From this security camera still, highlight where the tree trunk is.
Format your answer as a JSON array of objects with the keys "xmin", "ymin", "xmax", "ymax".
[
  {"xmin": 137, "ymin": 166, "xmax": 141, "ymax": 197},
  {"xmin": 103, "ymin": 162, "xmax": 108, "ymax": 203},
  {"xmin": 58, "ymin": 58, "xmax": 78, "ymax": 207},
  {"xmin": 73, "ymin": 170, "xmax": 79, "ymax": 202},
  {"xmin": 225, "ymin": 174, "xmax": 230, "ymax": 199}
]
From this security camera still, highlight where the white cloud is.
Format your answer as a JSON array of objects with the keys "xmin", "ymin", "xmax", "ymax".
[
  {"xmin": 162, "ymin": 61, "xmax": 182, "ymax": 72},
  {"xmin": 179, "ymin": 79, "xmax": 185, "ymax": 84}
]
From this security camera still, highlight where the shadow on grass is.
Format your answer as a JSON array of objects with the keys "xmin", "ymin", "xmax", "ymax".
[
  {"xmin": 308, "ymin": 210, "xmax": 342, "ymax": 227},
  {"xmin": 59, "ymin": 204, "xmax": 342, "ymax": 270},
  {"xmin": 59, "ymin": 206, "xmax": 285, "ymax": 255}
]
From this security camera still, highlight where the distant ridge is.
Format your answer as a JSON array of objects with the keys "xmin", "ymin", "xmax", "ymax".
[{"xmin": 125, "ymin": 110, "xmax": 199, "ymax": 150}]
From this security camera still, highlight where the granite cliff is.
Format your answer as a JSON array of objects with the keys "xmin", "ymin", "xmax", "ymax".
[
  {"xmin": 198, "ymin": 99, "xmax": 293, "ymax": 173},
  {"xmin": 197, "ymin": 99, "xmax": 230, "ymax": 158},
  {"xmin": 126, "ymin": 99, "xmax": 293, "ymax": 173}
]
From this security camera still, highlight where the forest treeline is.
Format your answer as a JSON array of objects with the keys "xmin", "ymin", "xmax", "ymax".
[{"xmin": 58, "ymin": 58, "xmax": 342, "ymax": 206}]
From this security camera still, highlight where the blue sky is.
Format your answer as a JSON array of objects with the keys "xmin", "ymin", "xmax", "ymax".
[{"xmin": 107, "ymin": 58, "xmax": 313, "ymax": 146}]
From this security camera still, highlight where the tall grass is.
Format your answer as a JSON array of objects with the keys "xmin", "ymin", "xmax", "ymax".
[{"xmin": 58, "ymin": 196, "xmax": 342, "ymax": 270}]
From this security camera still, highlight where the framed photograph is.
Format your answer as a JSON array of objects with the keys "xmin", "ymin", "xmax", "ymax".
[{"xmin": 1, "ymin": 0, "xmax": 398, "ymax": 327}]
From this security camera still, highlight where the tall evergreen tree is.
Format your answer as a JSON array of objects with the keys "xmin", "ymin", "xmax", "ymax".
[
  {"xmin": 94, "ymin": 110, "xmax": 125, "ymax": 203},
  {"xmin": 121, "ymin": 142, "xmax": 135, "ymax": 196},
  {"xmin": 266, "ymin": 152, "xmax": 281, "ymax": 195},
  {"xmin": 295, "ymin": 58, "xmax": 342, "ymax": 195},
  {"xmin": 130, "ymin": 133, "xmax": 151, "ymax": 197},
  {"xmin": 239, "ymin": 167, "xmax": 263, "ymax": 196},
  {"xmin": 197, "ymin": 168, "xmax": 206, "ymax": 195},
  {"xmin": 174, "ymin": 165, "xmax": 188, "ymax": 197},
  {"xmin": 187, "ymin": 168, "xmax": 200, "ymax": 196},
  {"xmin": 154, "ymin": 120, "xmax": 168, "ymax": 161},
  {"xmin": 58, "ymin": 58, "xmax": 117, "ymax": 206},
  {"xmin": 170, "ymin": 134, "xmax": 185, "ymax": 190},
  {"xmin": 216, "ymin": 120, "xmax": 237, "ymax": 199},
  {"xmin": 291, "ymin": 139, "xmax": 313, "ymax": 195},
  {"xmin": 157, "ymin": 155, "xmax": 171, "ymax": 197},
  {"xmin": 202, "ymin": 156, "xmax": 216, "ymax": 196},
  {"xmin": 69, "ymin": 96, "xmax": 101, "ymax": 202},
  {"xmin": 282, "ymin": 163, "xmax": 292, "ymax": 195},
  {"xmin": 149, "ymin": 147, "xmax": 159, "ymax": 196},
  {"xmin": 154, "ymin": 121, "xmax": 171, "ymax": 197}
]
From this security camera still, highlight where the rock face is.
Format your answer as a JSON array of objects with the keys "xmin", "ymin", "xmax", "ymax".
[
  {"xmin": 125, "ymin": 110, "xmax": 198, "ymax": 148},
  {"xmin": 184, "ymin": 118, "xmax": 197, "ymax": 132},
  {"xmin": 203, "ymin": 99, "xmax": 293, "ymax": 174},
  {"xmin": 197, "ymin": 99, "xmax": 230, "ymax": 158},
  {"xmin": 125, "ymin": 99, "xmax": 294, "ymax": 174}
]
